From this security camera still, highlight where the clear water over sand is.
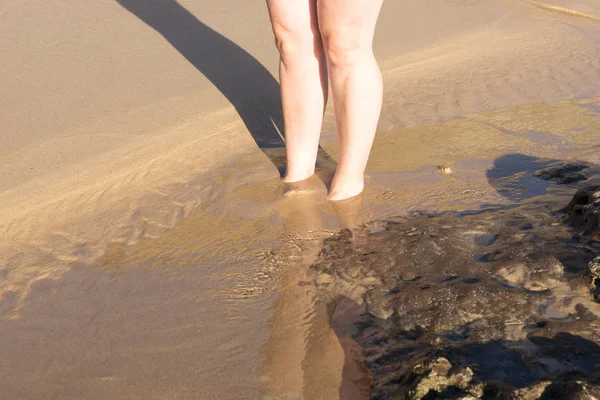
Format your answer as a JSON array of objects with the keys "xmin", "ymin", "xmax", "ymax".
[{"xmin": 1, "ymin": 0, "xmax": 600, "ymax": 398}]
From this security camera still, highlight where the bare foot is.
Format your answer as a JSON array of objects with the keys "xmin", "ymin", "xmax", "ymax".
[
  {"xmin": 281, "ymin": 174, "xmax": 325, "ymax": 197},
  {"xmin": 282, "ymin": 166, "xmax": 316, "ymax": 183},
  {"xmin": 331, "ymin": 194, "xmax": 365, "ymax": 228},
  {"xmin": 327, "ymin": 176, "xmax": 364, "ymax": 201}
]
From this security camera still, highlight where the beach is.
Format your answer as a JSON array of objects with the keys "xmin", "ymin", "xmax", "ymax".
[{"xmin": 1, "ymin": 0, "xmax": 600, "ymax": 398}]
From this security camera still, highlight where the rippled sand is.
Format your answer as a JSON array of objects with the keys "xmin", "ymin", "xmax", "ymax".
[{"xmin": 1, "ymin": 0, "xmax": 600, "ymax": 398}]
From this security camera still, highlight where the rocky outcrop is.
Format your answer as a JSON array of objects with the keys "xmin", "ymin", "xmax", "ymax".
[
  {"xmin": 562, "ymin": 185, "xmax": 600, "ymax": 240},
  {"xmin": 310, "ymin": 185, "xmax": 600, "ymax": 399},
  {"xmin": 534, "ymin": 163, "xmax": 589, "ymax": 184},
  {"xmin": 587, "ymin": 257, "xmax": 600, "ymax": 303}
]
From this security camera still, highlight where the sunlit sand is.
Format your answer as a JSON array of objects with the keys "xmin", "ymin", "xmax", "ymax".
[{"xmin": 1, "ymin": 0, "xmax": 600, "ymax": 398}]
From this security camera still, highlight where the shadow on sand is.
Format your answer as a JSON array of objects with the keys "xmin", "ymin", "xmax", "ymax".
[{"xmin": 115, "ymin": 0, "xmax": 335, "ymax": 177}]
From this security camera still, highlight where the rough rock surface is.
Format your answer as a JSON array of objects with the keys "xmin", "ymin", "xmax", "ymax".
[
  {"xmin": 587, "ymin": 257, "xmax": 600, "ymax": 303},
  {"xmin": 310, "ymin": 185, "xmax": 600, "ymax": 399},
  {"xmin": 534, "ymin": 163, "xmax": 589, "ymax": 184},
  {"xmin": 562, "ymin": 185, "xmax": 600, "ymax": 240}
]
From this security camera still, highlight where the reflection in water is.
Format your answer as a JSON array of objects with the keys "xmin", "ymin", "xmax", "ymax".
[
  {"xmin": 487, "ymin": 153, "xmax": 593, "ymax": 202},
  {"xmin": 260, "ymin": 179, "xmax": 372, "ymax": 399},
  {"xmin": 486, "ymin": 154, "xmax": 555, "ymax": 202}
]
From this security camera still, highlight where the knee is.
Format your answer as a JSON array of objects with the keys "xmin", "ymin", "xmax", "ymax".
[
  {"xmin": 271, "ymin": 23, "xmax": 321, "ymax": 63},
  {"xmin": 320, "ymin": 29, "xmax": 363, "ymax": 69}
]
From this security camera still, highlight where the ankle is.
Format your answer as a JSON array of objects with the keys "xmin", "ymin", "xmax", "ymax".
[
  {"xmin": 283, "ymin": 169, "xmax": 315, "ymax": 183},
  {"xmin": 327, "ymin": 174, "xmax": 365, "ymax": 201}
]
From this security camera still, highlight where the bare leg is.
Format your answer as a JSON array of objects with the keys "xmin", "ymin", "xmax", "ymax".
[
  {"xmin": 318, "ymin": 0, "xmax": 384, "ymax": 200},
  {"xmin": 267, "ymin": 0, "xmax": 329, "ymax": 183}
]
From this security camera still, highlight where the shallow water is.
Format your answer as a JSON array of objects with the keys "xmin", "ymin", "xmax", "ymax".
[
  {"xmin": 310, "ymin": 183, "xmax": 600, "ymax": 398},
  {"xmin": 3, "ymin": 0, "xmax": 600, "ymax": 397},
  {"xmin": 1, "ymin": 98, "xmax": 599, "ymax": 399}
]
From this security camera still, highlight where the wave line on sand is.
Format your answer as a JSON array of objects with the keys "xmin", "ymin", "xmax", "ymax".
[{"xmin": 523, "ymin": 0, "xmax": 600, "ymax": 21}]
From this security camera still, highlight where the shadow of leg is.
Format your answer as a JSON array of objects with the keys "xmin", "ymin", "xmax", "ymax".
[{"xmin": 115, "ymin": 0, "xmax": 336, "ymax": 178}]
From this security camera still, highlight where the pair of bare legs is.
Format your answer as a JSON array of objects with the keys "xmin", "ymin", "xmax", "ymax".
[{"xmin": 267, "ymin": 0, "xmax": 384, "ymax": 201}]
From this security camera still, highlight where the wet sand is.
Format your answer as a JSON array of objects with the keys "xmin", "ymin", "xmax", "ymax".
[{"xmin": 1, "ymin": 0, "xmax": 600, "ymax": 398}]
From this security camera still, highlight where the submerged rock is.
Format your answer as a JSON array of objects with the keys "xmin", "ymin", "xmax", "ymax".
[
  {"xmin": 534, "ymin": 162, "xmax": 589, "ymax": 184},
  {"xmin": 310, "ymin": 187, "xmax": 600, "ymax": 399},
  {"xmin": 587, "ymin": 257, "xmax": 600, "ymax": 303}
]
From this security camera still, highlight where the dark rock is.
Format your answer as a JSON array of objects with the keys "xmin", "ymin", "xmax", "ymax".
[
  {"xmin": 561, "ymin": 185, "xmax": 600, "ymax": 240},
  {"xmin": 535, "ymin": 163, "xmax": 589, "ymax": 184},
  {"xmin": 310, "ymin": 194, "xmax": 600, "ymax": 398},
  {"xmin": 587, "ymin": 257, "xmax": 600, "ymax": 302}
]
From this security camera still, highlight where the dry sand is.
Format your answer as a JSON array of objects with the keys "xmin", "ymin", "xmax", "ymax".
[{"xmin": 1, "ymin": 0, "xmax": 600, "ymax": 398}]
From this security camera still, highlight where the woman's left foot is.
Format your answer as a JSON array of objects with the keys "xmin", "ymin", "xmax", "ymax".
[{"xmin": 282, "ymin": 174, "xmax": 325, "ymax": 197}]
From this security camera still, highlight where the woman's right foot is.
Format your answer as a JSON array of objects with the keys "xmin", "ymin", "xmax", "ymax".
[
  {"xmin": 327, "ymin": 175, "xmax": 364, "ymax": 201},
  {"xmin": 282, "ymin": 168, "xmax": 316, "ymax": 184}
]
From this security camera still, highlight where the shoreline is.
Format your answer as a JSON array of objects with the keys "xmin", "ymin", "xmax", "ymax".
[{"xmin": 1, "ymin": 96, "xmax": 599, "ymax": 319}]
